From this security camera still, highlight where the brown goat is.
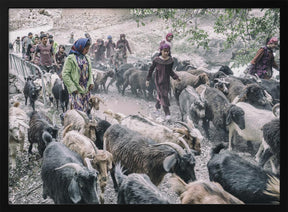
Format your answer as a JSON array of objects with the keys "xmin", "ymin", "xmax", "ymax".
[
  {"xmin": 63, "ymin": 109, "xmax": 97, "ymax": 141},
  {"xmin": 171, "ymin": 71, "xmax": 210, "ymax": 104},
  {"xmin": 169, "ymin": 175, "xmax": 244, "ymax": 204},
  {"xmin": 62, "ymin": 124, "xmax": 113, "ymax": 204}
]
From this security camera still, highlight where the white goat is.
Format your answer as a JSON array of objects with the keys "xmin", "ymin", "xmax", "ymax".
[
  {"xmin": 226, "ymin": 102, "xmax": 276, "ymax": 161},
  {"xmin": 9, "ymin": 102, "xmax": 30, "ymax": 169},
  {"xmin": 63, "ymin": 109, "xmax": 97, "ymax": 141}
]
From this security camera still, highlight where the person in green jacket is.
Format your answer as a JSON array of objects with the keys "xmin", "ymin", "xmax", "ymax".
[{"xmin": 62, "ymin": 38, "xmax": 94, "ymax": 118}]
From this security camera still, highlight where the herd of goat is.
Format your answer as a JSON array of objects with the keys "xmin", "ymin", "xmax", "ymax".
[{"xmin": 8, "ymin": 58, "xmax": 280, "ymax": 204}]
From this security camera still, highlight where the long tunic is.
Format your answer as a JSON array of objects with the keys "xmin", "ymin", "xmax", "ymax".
[
  {"xmin": 146, "ymin": 56, "xmax": 179, "ymax": 107},
  {"xmin": 70, "ymin": 54, "xmax": 91, "ymax": 112},
  {"xmin": 249, "ymin": 46, "xmax": 279, "ymax": 79}
]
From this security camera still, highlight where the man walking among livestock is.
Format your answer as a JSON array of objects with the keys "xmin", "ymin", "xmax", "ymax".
[
  {"xmin": 116, "ymin": 34, "xmax": 132, "ymax": 64},
  {"xmin": 22, "ymin": 32, "xmax": 33, "ymax": 59},
  {"xmin": 105, "ymin": 35, "xmax": 116, "ymax": 65},
  {"xmin": 146, "ymin": 43, "xmax": 180, "ymax": 122},
  {"xmin": 32, "ymin": 33, "xmax": 56, "ymax": 73}
]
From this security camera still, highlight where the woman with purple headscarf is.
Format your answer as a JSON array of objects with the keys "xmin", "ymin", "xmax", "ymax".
[
  {"xmin": 62, "ymin": 38, "xmax": 94, "ymax": 117},
  {"xmin": 146, "ymin": 43, "xmax": 180, "ymax": 121},
  {"xmin": 245, "ymin": 37, "xmax": 279, "ymax": 79}
]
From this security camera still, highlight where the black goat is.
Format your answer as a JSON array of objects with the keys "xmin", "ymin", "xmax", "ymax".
[
  {"xmin": 259, "ymin": 118, "xmax": 280, "ymax": 175},
  {"xmin": 41, "ymin": 131, "xmax": 100, "ymax": 204},
  {"xmin": 195, "ymin": 85, "xmax": 230, "ymax": 142},
  {"xmin": 104, "ymin": 124, "xmax": 197, "ymax": 191},
  {"xmin": 114, "ymin": 163, "xmax": 170, "ymax": 204},
  {"xmin": 178, "ymin": 85, "xmax": 206, "ymax": 125},
  {"xmin": 52, "ymin": 78, "xmax": 69, "ymax": 112},
  {"xmin": 207, "ymin": 143, "xmax": 279, "ymax": 204},
  {"xmin": 23, "ymin": 76, "xmax": 41, "ymax": 111},
  {"xmin": 94, "ymin": 119, "xmax": 111, "ymax": 149},
  {"xmin": 28, "ymin": 111, "xmax": 58, "ymax": 157}
]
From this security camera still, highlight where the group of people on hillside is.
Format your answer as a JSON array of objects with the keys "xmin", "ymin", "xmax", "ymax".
[
  {"xmin": 88, "ymin": 33, "xmax": 133, "ymax": 69},
  {"xmin": 11, "ymin": 31, "xmax": 66, "ymax": 75},
  {"xmin": 10, "ymin": 30, "xmax": 279, "ymax": 122}
]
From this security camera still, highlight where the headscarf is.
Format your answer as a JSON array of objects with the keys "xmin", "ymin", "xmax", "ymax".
[
  {"xmin": 69, "ymin": 38, "xmax": 89, "ymax": 55},
  {"xmin": 166, "ymin": 33, "xmax": 173, "ymax": 41},
  {"xmin": 267, "ymin": 37, "xmax": 278, "ymax": 45},
  {"xmin": 160, "ymin": 43, "xmax": 171, "ymax": 51}
]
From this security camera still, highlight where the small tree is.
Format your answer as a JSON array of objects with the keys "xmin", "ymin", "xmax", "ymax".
[{"xmin": 130, "ymin": 8, "xmax": 280, "ymax": 68}]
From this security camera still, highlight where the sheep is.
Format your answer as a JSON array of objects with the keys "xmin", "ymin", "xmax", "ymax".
[
  {"xmin": 123, "ymin": 69, "xmax": 155, "ymax": 100},
  {"xmin": 23, "ymin": 76, "xmax": 42, "ymax": 111},
  {"xmin": 220, "ymin": 76, "xmax": 245, "ymax": 102},
  {"xmin": 41, "ymin": 131, "xmax": 100, "ymax": 204},
  {"xmin": 171, "ymin": 71, "xmax": 210, "ymax": 104},
  {"xmin": 46, "ymin": 72, "xmax": 60, "ymax": 105},
  {"xmin": 104, "ymin": 111, "xmax": 203, "ymax": 155},
  {"xmin": 62, "ymin": 124, "xmax": 113, "ymax": 204},
  {"xmin": 207, "ymin": 143, "xmax": 279, "ymax": 204},
  {"xmin": 92, "ymin": 69, "xmax": 114, "ymax": 93},
  {"xmin": 9, "ymin": 102, "xmax": 30, "ymax": 169},
  {"xmin": 114, "ymin": 163, "xmax": 170, "ymax": 204},
  {"xmin": 231, "ymin": 83, "xmax": 273, "ymax": 110},
  {"xmin": 33, "ymin": 73, "xmax": 51, "ymax": 102},
  {"xmin": 106, "ymin": 63, "xmax": 134, "ymax": 93},
  {"xmin": 195, "ymin": 84, "xmax": 230, "ymax": 141},
  {"xmin": 213, "ymin": 78, "xmax": 230, "ymax": 95},
  {"xmin": 187, "ymin": 65, "xmax": 233, "ymax": 84},
  {"xmin": 52, "ymin": 78, "xmax": 69, "ymax": 112},
  {"xmin": 104, "ymin": 124, "xmax": 197, "ymax": 190},
  {"xmin": 258, "ymin": 117, "xmax": 280, "ymax": 176},
  {"xmin": 63, "ymin": 109, "xmax": 97, "ymax": 141},
  {"xmin": 94, "ymin": 119, "xmax": 111, "ymax": 149},
  {"xmin": 257, "ymin": 78, "xmax": 280, "ymax": 105},
  {"xmin": 178, "ymin": 85, "xmax": 207, "ymax": 125},
  {"xmin": 225, "ymin": 102, "xmax": 276, "ymax": 161},
  {"xmin": 86, "ymin": 95, "xmax": 105, "ymax": 118},
  {"xmin": 169, "ymin": 174, "xmax": 244, "ymax": 204},
  {"xmin": 28, "ymin": 111, "xmax": 59, "ymax": 157}
]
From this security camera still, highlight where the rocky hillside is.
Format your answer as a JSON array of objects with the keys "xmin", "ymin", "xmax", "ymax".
[{"xmin": 9, "ymin": 8, "xmax": 245, "ymax": 71}]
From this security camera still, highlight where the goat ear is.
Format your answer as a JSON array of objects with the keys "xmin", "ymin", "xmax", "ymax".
[
  {"xmin": 68, "ymin": 177, "xmax": 82, "ymax": 203},
  {"xmin": 163, "ymin": 154, "xmax": 177, "ymax": 172},
  {"xmin": 226, "ymin": 109, "xmax": 232, "ymax": 126}
]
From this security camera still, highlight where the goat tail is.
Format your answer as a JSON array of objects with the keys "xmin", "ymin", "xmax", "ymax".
[
  {"xmin": 13, "ymin": 102, "xmax": 20, "ymax": 108},
  {"xmin": 114, "ymin": 163, "xmax": 127, "ymax": 187},
  {"xmin": 211, "ymin": 143, "xmax": 227, "ymax": 157},
  {"xmin": 62, "ymin": 123, "xmax": 73, "ymax": 138}
]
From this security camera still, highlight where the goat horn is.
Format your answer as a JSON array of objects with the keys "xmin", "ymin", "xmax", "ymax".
[
  {"xmin": 199, "ymin": 87, "xmax": 206, "ymax": 102},
  {"xmin": 103, "ymin": 137, "xmax": 107, "ymax": 152},
  {"xmin": 55, "ymin": 163, "xmax": 83, "ymax": 173},
  {"xmin": 175, "ymin": 121, "xmax": 191, "ymax": 135},
  {"xmin": 52, "ymin": 111, "xmax": 57, "ymax": 126},
  {"xmin": 153, "ymin": 142, "xmax": 185, "ymax": 157},
  {"xmin": 178, "ymin": 136, "xmax": 191, "ymax": 152},
  {"xmin": 75, "ymin": 109, "xmax": 90, "ymax": 123},
  {"xmin": 263, "ymin": 90, "xmax": 274, "ymax": 106},
  {"xmin": 87, "ymin": 137, "xmax": 98, "ymax": 154},
  {"xmin": 96, "ymin": 96, "xmax": 105, "ymax": 103},
  {"xmin": 272, "ymin": 103, "xmax": 280, "ymax": 118},
  {"xmin": 84, "ymin": 158, "xmax": 94, "ymax": 171}
]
